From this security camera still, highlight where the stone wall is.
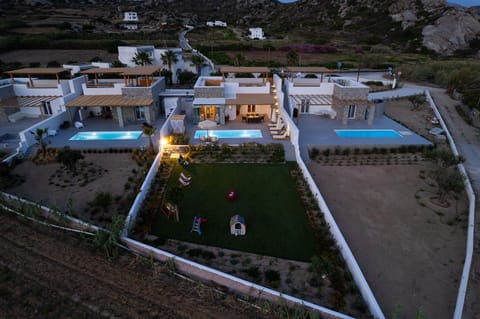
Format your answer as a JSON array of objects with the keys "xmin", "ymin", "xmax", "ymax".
[
  {"xmin": 333, "ymin": 85, "xmax": 369, "ymax": 100},
  {"xmin": 194, "ymin": 87, "xmax": 224, "ymax": 98}
]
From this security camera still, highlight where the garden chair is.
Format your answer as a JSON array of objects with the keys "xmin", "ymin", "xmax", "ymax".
[
  {"xmin": 272, "ymin": 130, "xmax": 288, "ymax": 140},
  {"xmin": 180, "ymin": 172, "xmax": 192, "ymax": 182},
  {"xmin": 179, "ymin": 176, "xmax": 191, "ymax": 187}
]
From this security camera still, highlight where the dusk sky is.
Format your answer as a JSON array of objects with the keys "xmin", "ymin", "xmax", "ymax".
[{"xmin": 278, "ymin": 0, "xmax": 480, "ymax": 7}]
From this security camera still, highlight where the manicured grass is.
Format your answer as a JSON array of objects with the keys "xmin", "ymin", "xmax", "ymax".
[{"xmin": 151, "ymin": 163, "xmax": 316, "ymax": 261}]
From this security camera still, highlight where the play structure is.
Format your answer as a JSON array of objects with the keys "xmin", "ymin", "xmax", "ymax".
[
  {"xmin": 190, "ymin": 216, "xmax": 207, "ymax": 235},
  {"xmin": 230, "ymin": 215, "xmax": 246, "ymax": 236},
  {"xmin": 161, "ymin": 201, "xmax": 179, "ymax": 222}
]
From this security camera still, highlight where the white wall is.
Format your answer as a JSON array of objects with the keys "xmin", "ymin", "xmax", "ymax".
[
  {"xmin": 287, "ymin": 81, "xmax": 334, "ymax": 95},
  {"xmin": 82, "ymin": 82, "xmax": 124, "ymax": 95},
  {"xmin": 163, "ymin": 97, "xmax": 179, "ymax": 116},
  {"xmin": 13, "ymin": 83, "xmax": 63, "ymax": 96}
]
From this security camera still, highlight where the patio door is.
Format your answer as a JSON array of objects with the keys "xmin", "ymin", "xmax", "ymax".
[
  {"xmin": 42, "ymin": 101, "xmax": 53, "ymax": 115},
  {"xmin": 300, "ymin": 99, "xmax": 310, "ymax": 113},
  {"xmin": 348, "ymin": 105, "xmax": 356, "ymax": 119},
  {"xmin": 200, "ymin": 105, "xmax": 217, "ymax": 121}
]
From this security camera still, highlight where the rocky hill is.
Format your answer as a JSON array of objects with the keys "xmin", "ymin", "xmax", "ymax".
[{"xmin": 2, "ymin": 0, "xmax": 480, "ymax": 55}]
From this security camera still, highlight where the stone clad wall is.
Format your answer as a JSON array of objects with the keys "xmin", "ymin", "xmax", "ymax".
[{"xmin": 333, "ymin": 85, "xmax": 369, "ymax": 100}]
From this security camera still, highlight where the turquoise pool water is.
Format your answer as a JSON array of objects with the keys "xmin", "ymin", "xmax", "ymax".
[
  {"xmin": 335, "ymin": 129, "xmax": 402, "ymax": 138},
  {"xmin": 194, "ymin": 129, "xmax": 263, "ymax": 139},
  {"xmin": 70, "ymin": 131, "xmax": 143, "ymax": 141}
]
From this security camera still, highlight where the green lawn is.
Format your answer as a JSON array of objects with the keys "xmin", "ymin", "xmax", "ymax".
[{"xmin": 151, "ymin": 163, "xmax": 316, "ymax": 261}]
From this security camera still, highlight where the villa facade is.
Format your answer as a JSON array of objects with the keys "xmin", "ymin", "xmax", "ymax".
[
  {"xmin": 0, "ymin": 68, "xmax": 84, "ymax": 123},
  {"xmin": 284, "ymin": 67, "xmax": 374, "ymax": 125},
  {"xmin": 190, "ymin": 66, "xmax": 276, "ymax": 125},
  {"xmin": 65, "ymin": 66, "xmax": 165, "ymax": 127}
]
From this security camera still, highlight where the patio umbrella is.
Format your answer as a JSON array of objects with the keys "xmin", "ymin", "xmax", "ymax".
[{"xmin": 198, "ymin": 119, "xmax": 217, "ymax": 129}]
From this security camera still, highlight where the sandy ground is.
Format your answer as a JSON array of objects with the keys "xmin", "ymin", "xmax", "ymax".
[
  {"xmin": 384, "ymin": 98, "xmax": 437, "ymax": 143},
  {"xmin": 0, "ymin": 214, "xmax": 273, "ymax": 319},
  {"xmin": 307, "ymin": 163, "xmax": 468, "ymax": 319},
  {"xmin": 7, "ymin": 153, "xmax": 138, "ymax": 223},
  {"xmin": 0, "ymin": 49, "xmax": 118, "ymax": 65}
]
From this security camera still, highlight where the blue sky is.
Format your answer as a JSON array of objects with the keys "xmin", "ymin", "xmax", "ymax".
[{"xmin": 278, "ymin": 0, "xmax": 480, "ymax": 7}]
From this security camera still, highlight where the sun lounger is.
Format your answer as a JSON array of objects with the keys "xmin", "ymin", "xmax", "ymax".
[
  {"xmin": 272, "ymin": 130, "xmax": 289, "ymax": 140},
  {"xmin": 75, "ymin": 121, "xmax": 84, "ymax": 129},
  {"xmin": 47, "ymin": 130, "xmax": 57, "ymax": 136},
  {"xmin": 270, "ymin": 123, "xmax": 285, "ymax": 133},
  {"xmin": 179, "ymin": 177, "xmax": 191, "ymax": 187}
]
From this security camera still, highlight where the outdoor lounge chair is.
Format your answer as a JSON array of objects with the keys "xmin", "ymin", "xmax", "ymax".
[
  {"xmin": 75, "ymin": 121, "xmax": 84, "ymax": 129},
  {"xmin": 272, "ymin": 130, "xmax": 288, "ymax": 140},
  {"xmin": 180, "ymin": 172, "xmax": 192, "ymax": 182},
  {"xmin": 270, "ymin": 123, "xmax": 285, "ymax": 134},
  {"xmin": 179, "ymin": 177, "xmax": 191, "ymax": 187},
  {"xmin": 47, "ymin": 130, "xmax": 57, "ymax": 136},
  {"xmin": 268, "ymin": 119, "xmax": 283, "ymax": 129}
]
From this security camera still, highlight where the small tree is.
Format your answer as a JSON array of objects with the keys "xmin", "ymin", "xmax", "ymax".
[
  {"xmin": 142, "ymin": 123, "xmax": 156, "ymax": 154},
  {"xmin": 111, "ymin": 60, "xmax": 126, "ymax": 67},
  {"xmin": 131, "ymin": 51, "xmax": 152, "ymax": 66},
  {"xmin": 408, "ymin": 94, "xmax": 426, "ymax": 110},
  {"xmin": 32, "ymin": 128, "xmax": 48, "ymax": 157},
  {"xmin": 56, "ymin": 147, "xmax": 84, "ymax": 174},
  {"xmin": 93, "ymin": 213, "xmax": 125, "ymax": 261},
  {"xmin": 434, "ymin": 169, "xmax": 464, "ymax": 203}
]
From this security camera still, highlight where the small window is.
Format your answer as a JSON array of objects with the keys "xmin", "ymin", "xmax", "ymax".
[
  {"xmin": 247, "ymin": 104, "xmax": 256, "ymax": 113},
  {"xmin": 348, "ymin": 105, "xmax": 356, "ymax": 119}
]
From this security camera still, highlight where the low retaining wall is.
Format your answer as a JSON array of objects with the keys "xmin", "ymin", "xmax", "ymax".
[
  {"xmin": 123, "ymin": 237, "xmax": 355, "ymax": 319},
  {"xmin": 425, "ymin": 91, "xmax": 476, "ymax": 319}
]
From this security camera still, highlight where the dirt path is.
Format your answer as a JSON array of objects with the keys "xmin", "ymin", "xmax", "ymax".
[
  {"xmin": 0, "ymin": 213, "xmax": 272, "ymax": 319},
  {"xmin": 308, "ymin": 163, "xmax": 467, "ymax": 319}
]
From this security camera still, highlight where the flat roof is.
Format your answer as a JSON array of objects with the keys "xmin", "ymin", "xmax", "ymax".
[
  {"xmin": 290, "ymin": 94, "xmax": 332, "ymax": 105},
  {"xmin": 226, "ymin": 93, "xmax": 275, "ymax": 105},
  {"xmin": 220, "ymin": 66, "xmax": 270, "ymax": 74},
  {"xmin": 66, "ymin": 95, "xmax": 153, "ymax": 107},
  {"xmin": 82, "ymin": 66, "xmax": 161, "ymax": 76},
  {"xmin": 6, "ymin": 68, "xmax": 72, "ymax": 75},
  {"xmin": 285, "ymin": 67, "xmax": 331, "ymax": 73}
]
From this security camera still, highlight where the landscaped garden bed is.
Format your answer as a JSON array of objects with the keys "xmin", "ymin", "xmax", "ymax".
[{"xmin": 4, "ymin": 147, "xmax": 153, "ymax": 226}]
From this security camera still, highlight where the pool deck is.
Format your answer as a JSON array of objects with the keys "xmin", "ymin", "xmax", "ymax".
[
  {"xmin": 46, "ymin": 117, "xmax": 165, "ymax": 150},
  {"xmin": 297, "ymin": 115, "xmax": 432, "ymax": 160}
]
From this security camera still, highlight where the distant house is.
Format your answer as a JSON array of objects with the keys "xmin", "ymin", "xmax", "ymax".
[
  {"xmin": 206, "ymin": 20, "xmax": 227, "ymax": 27},
  {"xmin": 248, "ymin": 28, "xmax": 265, "ymax": 40},
  {"xmin": 123, "ymin": 12, "xmax": 139, "ymax": 22},
  {"xmin": 122, "ymin": 24, "xmax": 138, "ymax": 30}
]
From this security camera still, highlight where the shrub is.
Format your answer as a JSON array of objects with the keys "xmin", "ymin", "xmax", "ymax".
[
  {"xmin": 309, "ymin": 147, "xmax": 320, "ymax": 159},
  {"xmin": 264, "ymin": 269, "xmax": 281, "ymax": 287},
  {"xmin": 243, "ymin": 266, "xmax": 262, "ymax": 280}
]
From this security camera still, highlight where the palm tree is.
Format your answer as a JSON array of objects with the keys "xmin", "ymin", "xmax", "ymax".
[
  {"xmin": 131, "ymin": 51, "xmax": 152, "ymax": 66},
  {"xmin": 32, "ymin": 128, "xmax": 48, "ymax": 157},
  {"xmin": 142, "ymin": 123, "xmax": 156, "ymax": 154},
  {"xmin": 190, "ymin": 55, "xmax": 205, "ymax": 75},
  {"xmin": 161, "ymin": 50, "xmax": 179, "ymax": 83}
]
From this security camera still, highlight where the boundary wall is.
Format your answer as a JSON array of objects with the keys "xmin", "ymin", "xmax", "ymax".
[{"xmin": 425, "ymin": 91, "xmax": 475, "ymax": 319}]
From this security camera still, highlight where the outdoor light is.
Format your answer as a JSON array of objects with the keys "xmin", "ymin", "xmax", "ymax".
[{"xmin": 160, "ymin": 138, "xmax": 168, "ymax": 146}]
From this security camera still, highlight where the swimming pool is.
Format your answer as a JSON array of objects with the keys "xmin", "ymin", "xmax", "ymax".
[
  {"xmin": 335, "ymin": 129, "xmax": 402, "ymax": 138},
  {"xmin": 69, "ymin": 131, "xmax": 143, "ymax": 141},
  {"xmin": 194, "ymin": 129, "xmax": 263, "ymax": 139}
]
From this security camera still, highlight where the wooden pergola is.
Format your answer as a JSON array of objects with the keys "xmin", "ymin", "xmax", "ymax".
[
  {"xmin": 6, "ymin": 68, "xmax": 72, "ymax": 87},
  {"xmin": 81, "ymin": 66, "xmax": 161, "ymax": 87}
]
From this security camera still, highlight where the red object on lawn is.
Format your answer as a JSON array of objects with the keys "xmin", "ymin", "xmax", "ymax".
[{"xmin": 226, "ymin": 190, "xmax": 237, "ymax": 201}]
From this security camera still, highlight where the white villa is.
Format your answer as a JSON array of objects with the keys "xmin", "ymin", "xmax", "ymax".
[
  {"xmin": 118, "ymin": 46, "xmax": 193, "ymax": 83},
  {"xmin": 206, "ymin": 20, "xmax": 227, "ymax": 27},
  {"xmin": 0, "ymin": 68, "xmax": 84, "ymax": 123},
  {"xmin": 65, "ymin": 66, "xmax": 165, "ymax": 127},
  {"xmin": 190, "ymin": 66, "xmax": 276, "ymax": 125},
  {"xmin": 123, "ymin": 12, "xmax": 139, "ymax": 22},
  {"xmin": 284, "ymin": 67, "xmax": 374, "ymax": 125},
  {"xmin": 248, "ymin": 28, "xmax": 265, "ymax": 40}
]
